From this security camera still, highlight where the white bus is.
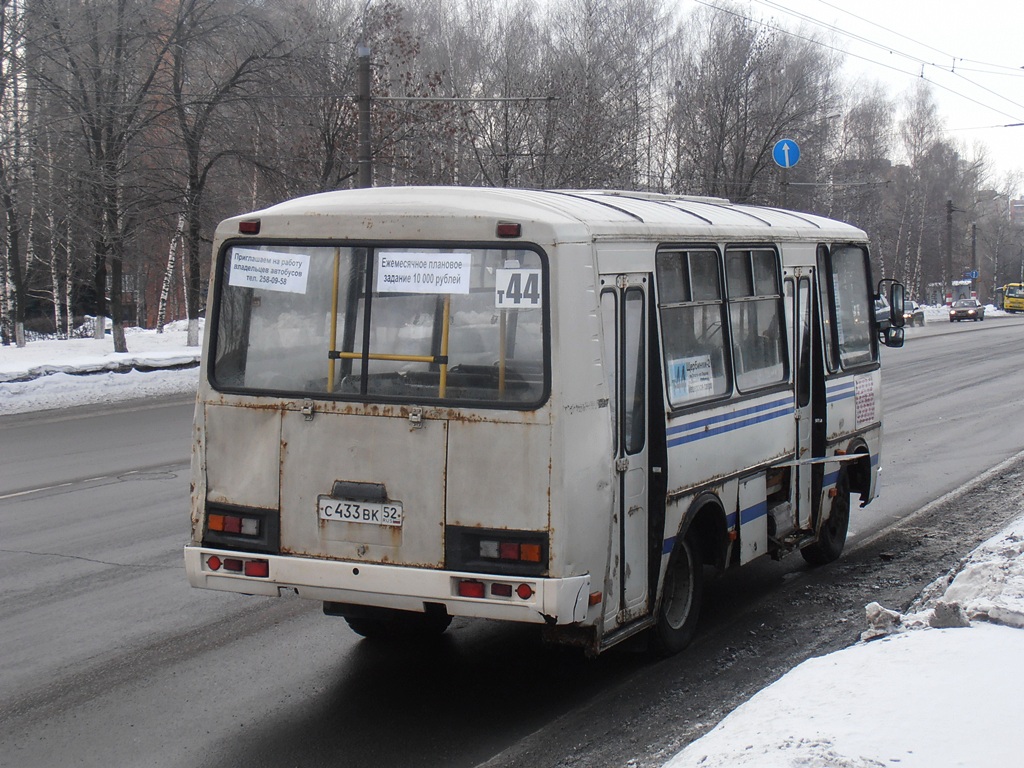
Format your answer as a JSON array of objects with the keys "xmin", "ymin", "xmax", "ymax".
[{"xmin": 184, "ymin": 187, "xmax": 904, "ymax": 656}]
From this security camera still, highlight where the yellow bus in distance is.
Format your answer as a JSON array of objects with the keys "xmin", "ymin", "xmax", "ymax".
[{"xmin": 1002, "ymin": 283, "xmax": 1024, "ymax": 312}]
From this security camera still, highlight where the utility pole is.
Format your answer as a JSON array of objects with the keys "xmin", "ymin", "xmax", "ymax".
[
  {"xmin": 946, "ymin": 199, "xmax": 954, "ymax": 305},
  {"xmin": 971, "ymin": 222, "xmax": 978, "ymax": 299},
  {"xmin": 357, "ymin": 43, "xmax": 372, "ymax": 189}
]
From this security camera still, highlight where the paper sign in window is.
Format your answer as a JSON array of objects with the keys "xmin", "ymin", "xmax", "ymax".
[
  {"xmin": 229, "ymin": 248, "xmax": 310, "ymax": 294},
  {"xmin": 376, "ymin": 252, "xmax": 472, "ymax": 294},
  {"xmin": 495, "ymin": 269, "xmax": 543, "ymax": 309}
]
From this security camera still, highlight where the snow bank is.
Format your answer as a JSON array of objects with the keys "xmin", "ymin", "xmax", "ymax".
[{"xmin": 665, "ymin": 515, "xmax": 1024, "ymax": 768}]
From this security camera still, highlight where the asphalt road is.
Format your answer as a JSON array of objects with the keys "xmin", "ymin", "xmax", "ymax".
[{"xmin": 2, "ymin": 316, "xmax": 1024, "ymax": 768}]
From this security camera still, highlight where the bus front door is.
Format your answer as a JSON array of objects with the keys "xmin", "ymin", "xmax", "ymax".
[{"xmin": 600, "ymin": 274, "xmax": 650, "ymax": 628}]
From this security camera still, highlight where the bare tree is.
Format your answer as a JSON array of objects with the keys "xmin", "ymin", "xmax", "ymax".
[
  {"xmin": 159, "ymin": 0, "xmax": 291, "ymax": 346},
  {"xmin": 0, "ymin": 0, "xmax": 28, "ymax": 346},
  {"xmin": 667, "ymin": 3, "xmax": 836, "ymax": 202},
  {"xmin": 28, "ymin": 0, "xmax": 179, "ymax": 352},
  {"xmin": 0, "ymin": 0, "xmax": 1015, "ymax": 341}
]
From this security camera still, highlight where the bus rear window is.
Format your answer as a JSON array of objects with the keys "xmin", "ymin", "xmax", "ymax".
[{"xmin": 211, "ymin": 244, "xmax": 548, "ymax": 407}]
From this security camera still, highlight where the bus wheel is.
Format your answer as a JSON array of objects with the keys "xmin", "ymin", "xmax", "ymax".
[
  {"xmin": 801, "ymin": 473, "xmax": 851, "ymax": 566},
  {"xmin": 341, "ymin": 606, "xmax": 452, "ymax": 639},
  {"xmin": 650, "ymin": 536, "xmax": 703, "ymax": 656}
]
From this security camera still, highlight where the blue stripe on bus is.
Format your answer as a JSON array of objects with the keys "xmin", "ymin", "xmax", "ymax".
[
  {"xmin": 666, "ymin": 397, "xmax": 792, "ymax": 448},
  {"xmin": 663, "ymin": 503, "xmax": 764, "ymax": 555},
  {"xmin": 826, "ymin": 381, "xmax": 856, "ymax": 404},
  {"xmin": 740, "ymin": 500, "xmax": 767, "ymax": 525}
]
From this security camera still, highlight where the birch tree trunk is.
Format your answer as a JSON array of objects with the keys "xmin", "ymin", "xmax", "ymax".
[{"xmin": 157, "ymin": 211, "xmax": 185, "ymax": 333}]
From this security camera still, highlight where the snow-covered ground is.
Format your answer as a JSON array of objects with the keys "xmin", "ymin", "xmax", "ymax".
[
  {"xmin": 3, "ymin": 316, "xmax": 1023, "ymax": 767},
  {"xmin": 0, "ymin": 320, "xmax": 200, "ymax": 415}
]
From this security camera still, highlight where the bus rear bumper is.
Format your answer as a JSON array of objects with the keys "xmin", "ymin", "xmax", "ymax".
[{"xmin": 184, "ymin": 545, "xmax": 591, "ymax": 625}]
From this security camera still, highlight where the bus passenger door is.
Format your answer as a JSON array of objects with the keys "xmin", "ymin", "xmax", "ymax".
[
  {"xmin": 600, "ymin": 274, "xmax": 650, "ymax": 626},
  {"xmin": 791, "ymin": 271, "xmax": 823, "ymax": 530}
]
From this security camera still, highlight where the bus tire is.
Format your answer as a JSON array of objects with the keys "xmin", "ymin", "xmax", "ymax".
[
  {"xmin": 801, "ymin": 472, "xmax": 850, "ymax": 566},
  {"xmin": 342, "ymin": 606, "xmax": 452, "ymax": 639},
  {"xmin": 650, "ymin": 535, "xmax": 703, "ymax": 656}
]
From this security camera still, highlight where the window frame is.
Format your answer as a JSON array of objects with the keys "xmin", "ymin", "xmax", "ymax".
[
  {"xmin": 817, "ymin": 243, "xmax": 878, "ymax": 372},
  {"xmin": 724, "ymin": 245, "xmax": 790, "ymax": 394},
  {"xmin": 655, "ymin": 245, "xmax": 733, "ymax": 411}
]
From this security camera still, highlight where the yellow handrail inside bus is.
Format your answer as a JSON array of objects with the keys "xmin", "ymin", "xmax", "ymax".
[
  {"xmin": 328, "ymin": 294, "xmax": 454, "ymax": 397},
  {"xmin": 439, "ymin": 296, "xmax": 451, "ymax": 398},
  {"xmin": 330, "ymin": 351, "xmax": 446, "ymax": 364},
  {"xmin": 498, "ymin": 310, "xmax": 507, "ymax": 397}
]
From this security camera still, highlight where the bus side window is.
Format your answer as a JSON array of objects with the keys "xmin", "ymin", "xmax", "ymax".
[
  {"xmin": 656, "ymin": 248, "xmax": 729, "ymax": 406},
  {"xmin": 726, "ymin": 248, "xmax": 787, "ymax": 391}
]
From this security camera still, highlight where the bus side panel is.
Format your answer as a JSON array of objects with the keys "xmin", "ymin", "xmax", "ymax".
[
  {"xmin": 738, "ymin": 473, "xmax": 768, "ymax": 565},
  {"xmin": 823, "ymin": 369, "xmax": 881, "ymax": 507},
  {"xmin": 826, "ymin": 367, "xmax": 880, "ymax": 441},
  {"xmin": 665, "ymin": 392, "xmax": 794, "ymax": 499}
]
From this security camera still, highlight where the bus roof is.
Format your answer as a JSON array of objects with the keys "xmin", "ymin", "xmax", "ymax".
[{"xmin": 222, "ymin": 186, "xmax": 868, "ymax": 243}]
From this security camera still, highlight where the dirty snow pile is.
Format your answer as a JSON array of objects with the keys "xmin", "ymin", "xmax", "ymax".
[{"xmin": 664, "ymin": 517, "xmax": 1024, "ymax": 767}]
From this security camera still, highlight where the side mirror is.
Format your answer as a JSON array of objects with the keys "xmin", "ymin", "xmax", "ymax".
[
  {"xmin": 877, "ymin": 279, "xmax": 906, "ymax": 329},
  {"xmin": 884, "ymin": 326, "xmax": 904, "ymax": 348},
  {"xmin": 888, "ymin": 282, "xmax": 905, "ymax": 325}
]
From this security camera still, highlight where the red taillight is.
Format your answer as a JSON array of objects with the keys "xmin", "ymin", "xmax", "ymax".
[
  {"xmin": 238, "ymin": 219, "xmax": 261, "ymax": 234},
  {"xmin": 498, "ymin": 542, "xmax": 520, "ymax": 560},
  {"xmin": 244, "ymin": 560, "xmax": 269, "ymax": 578},
  {"xmin": 205, "ymin": 554, "xmax": 268, "ymax": 577},
  {"xmin": 490, "ymin": 583, "xmax": 513, "ymax": 598},
  {"xmin": 496, "ymin": 222, "xmax": 521, "ymax": 238},
  {"xmin": 516, "ymin": 584, "xmax": 534, "ymax": 600},
  {"xmin": 458, "ymin": 580, "xmax": 486, "ymax": 598},
  {"xmin": 223, "ymin": 516, "xmax": 242, "ymax": 534}
]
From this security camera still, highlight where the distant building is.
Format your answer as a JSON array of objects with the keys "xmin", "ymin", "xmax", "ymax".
[{"xmin": 1011, "ymin": 199, "xmax": 1024, "ymax": 226}]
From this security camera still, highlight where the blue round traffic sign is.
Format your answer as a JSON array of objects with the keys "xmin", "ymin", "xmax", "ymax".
[{"xmin": 773, "ymin": 139, "xmax": 800, "ymax": 169}]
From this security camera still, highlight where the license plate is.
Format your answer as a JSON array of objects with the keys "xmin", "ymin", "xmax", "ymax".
[{"xmin": 317, "ymin": 497, "xmax": 404, "ymax": 527}]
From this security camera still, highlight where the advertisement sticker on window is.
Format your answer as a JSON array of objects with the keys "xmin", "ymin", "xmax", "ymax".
[{"xmin": 669, "ymin": 355, "xmax": 715, "ymax": 401}]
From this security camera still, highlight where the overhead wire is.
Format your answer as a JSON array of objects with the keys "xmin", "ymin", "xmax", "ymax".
[
  {"xmin": 694, "ymin": 0, "xmax": 1024, "ymax": 125},
  {"xmin": 752, "ymin": 0, "xmax": 1024, "ymax": 120}
]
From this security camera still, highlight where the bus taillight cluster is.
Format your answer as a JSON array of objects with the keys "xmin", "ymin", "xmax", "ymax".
[
  {"xmin": 456, "ymin": 578, "xmax": 534, "ymax": 601},
  {"xmin": 205, "ymin": 555, "xmax": 269, "ymax": 578}
]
